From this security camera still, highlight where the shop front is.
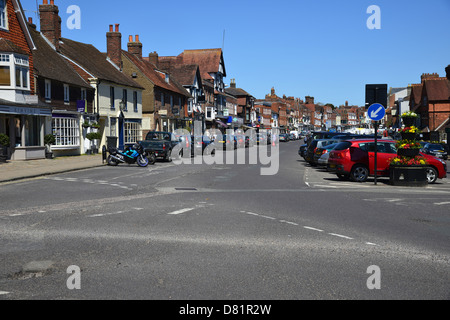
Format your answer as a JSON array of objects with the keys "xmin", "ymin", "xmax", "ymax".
[{"xmin": 0, "ymin": 103, "xmax": 52, "ymax": 160}]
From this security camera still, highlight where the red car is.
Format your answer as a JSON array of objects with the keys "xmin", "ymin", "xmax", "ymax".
[{"xmin": 327, "ymin": 139, "xmax": 447, "ymax": 183}]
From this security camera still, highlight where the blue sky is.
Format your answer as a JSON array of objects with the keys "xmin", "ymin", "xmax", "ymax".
[{"xmin": 21, "ymin": 0, "xmax": 450, "ymax": 107}]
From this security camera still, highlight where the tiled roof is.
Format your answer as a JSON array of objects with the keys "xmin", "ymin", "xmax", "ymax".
[
  {"xmin": 225, "ymin": 87, "xmax": 252, "ymax": 97},
  {"xmin": 424, "ymin": 78, "xmax": 450, "ymax": 101},
  {"xmin": 58, "ymin": 38, "xmax": 143, "ymax": 89},
  {"xmin": 28, "ymin": 27, "xmax": 91, "ymax": 88},
  {"xmin": 179, "ymin": 49, "xmax": 225, "ymax": 80},
  {"xmin": 166, "ymin": 64, "xmax": 199, "ymax": 87},
  {"xmin": 122, "ymin": 51, "xmax": 190, "ymax": 97},
  {"xmin": 0, "ymin": 38, "xmax": 28, "ymax": 55}
]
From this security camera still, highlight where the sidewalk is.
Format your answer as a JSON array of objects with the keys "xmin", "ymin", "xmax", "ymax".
[{"xmin": 0, "ymin": 154, "xmax": 105, "ymax": 183}]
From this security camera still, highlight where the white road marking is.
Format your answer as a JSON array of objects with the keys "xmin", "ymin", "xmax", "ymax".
[
  {"xmin": 434, "ymin": 202, "xmax": 450, "ymax": 206},
  {"xmin": 280, "ymin": 220, "xmax": 299, "ymax": 226},
  {"xmin": 0, "ymin": 291, "xmax": 10, "ymax": 295},
  {"xmin": 259, "ymin": 215, "xmax": 276, "ymax": 220},
  {"xmin": 167, "ymin": 208, "xmax": 196, "ymax": 215},
  {"xmin": 303, "ymin": 226, "xmax": 323, "ymax": 232},
  {"xmin": 366, "ymin": 242, "xmax": 378, "ymax": 246},
  {"xmin": 329, "ymin": 233, "xmax": 353, "ymax": 240}
]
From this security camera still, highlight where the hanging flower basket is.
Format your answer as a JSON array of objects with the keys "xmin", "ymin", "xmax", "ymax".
[{"xmin": 401, "ymin": 132, "xmax": 416, "ymax": 140}]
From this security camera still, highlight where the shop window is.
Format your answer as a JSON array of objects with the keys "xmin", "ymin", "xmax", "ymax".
[
  {"xmin": 52, "ymin": 117, "xmax": 80, "ymax": 147},
  {"xmin": 125, "ymin": 121, "xmax": 141, "ymax": 144}
]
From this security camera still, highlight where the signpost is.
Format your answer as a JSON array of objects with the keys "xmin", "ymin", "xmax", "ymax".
[{"xmin": 367, "ymin": 103, "xmax": 386, "ymax": 185}]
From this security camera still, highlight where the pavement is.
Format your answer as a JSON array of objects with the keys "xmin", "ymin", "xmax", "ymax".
[{"xmin": 0, "ymin": 154, "xmax": 105, "ymax": 183}]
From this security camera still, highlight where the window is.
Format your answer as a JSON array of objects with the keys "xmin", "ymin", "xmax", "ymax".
[
  {"xmin": 125, "ymin": 121, "xmax": 141, "ymax": 144},
  {"xmin": 45, "ymin": 79, "xmax": 51, "ymax": 100},
  {"xmin": 64, "ymin": 84, "xmax": 70, "ymax": 103},
  {"xmin": 0, "ymin": 54, "xmax": 29, "ymax": 89},
  {"xmin": 122, "ymin": 89, "xmax": 127, "ymax": 111},
  {"xmin": 52, "ymin": 117, "xmax": 80, "ymax": 147},
  {"xmin": 0, "ymin": 0, "xmax": 7, "ymax": 30},
  {"xmin": 110, "ymin": 86, "xmax": 115, "ymax": 109},
  {"xmin": 133, "ymin": 91, "xmax": 138, "ymax": 112}
]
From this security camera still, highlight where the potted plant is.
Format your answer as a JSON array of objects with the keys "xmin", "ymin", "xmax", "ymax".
[
  {"xmin": 401, "ymin": 111, "xmax": 418, "ymax": 127},
  {"xmin": 90, "ymin": 122, "xmax": 100, "ymax": 129},
  {"xmin": 82, "ymin": 120, "xmax": 90, "ymax": 129},
  {"xmin": 400, "ymin": 126, "xmax": 420, "ymax": 141},
  {"xmin": 389, "ymin": 155, "xmax": 429, "ymax": 187},
  {"xmin": 0, "ymin": 133, "xmax": 10, "ymax": 163},
  {"xmin": 395, "ymin": 139, "xmax": 422, "ymax": 157},
  {"xmin": 44, "ymin": 134, "xmax": 56, "ymax": 159}
]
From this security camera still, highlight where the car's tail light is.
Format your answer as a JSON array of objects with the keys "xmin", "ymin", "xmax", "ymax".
[{"xmin": 163, "ymin": 144, "xmax": 166, "ymax": 150}]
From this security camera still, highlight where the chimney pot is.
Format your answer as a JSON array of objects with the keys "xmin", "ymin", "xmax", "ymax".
[
  {"xmin": 43, "ymin": 0, "xmax": 48, "ymax": 4},
  {"xmin": 129, "ymin": 35, "xmax": 133, "ymax": 42},
  {"xmin": 50, "ymin": 0, "xmax": 54, "ymax": 5},
  {"xmin": 28, "ymin": 17, "xmax": 33, "ymax": 24},
  {"xmin": 115, "ymin": 24, "xmax": 119, "ymax": 32},
  {"xmin": 109, "ymin": 25, "xmax": 113, "ymax": 32},
  {"xmin": 135, "ymin": 35, "xmax": 139, "ymax": 42}
]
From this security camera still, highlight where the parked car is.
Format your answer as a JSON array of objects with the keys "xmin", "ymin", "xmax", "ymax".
[
  {"xmin": 299, "ymin": 144, "xmax": 308, "ymax": 159},
  {"xmin": 422, "ymin": 143, "xmax": 448, "ymax": 160},
  {"xmin": 327, "ymin": 139, "xmax": 447, "ymax": 183},
  {"xmin": 289, "ymin": 133, "xmax": 296, "ymax": 140},
  {"xmin": 192, "ymin": 135, "xmax": 216, "ymax": 156},
  {"xmin": 215, "ymin": 134, "xmax": 237, "ymax": 150},
  {"xmin": 305, "ymin": 139, "xmax": 344, "ymax": 165},
  {"xmin": 279, "ymin": 133, "xmax": 290, "ymax": 142},
  {"xmin": 314, "ymin": 143, "xmax": 339, "ymax": 167},
  {"xmin": 140, "ymin": 131, "xmax": 182, "ymax": 161},
  {"xmin": 305, "ymin": 131, "xmax": 350, "ymax": 145}
]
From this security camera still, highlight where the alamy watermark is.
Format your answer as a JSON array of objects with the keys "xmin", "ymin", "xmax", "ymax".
[
  {"xmin": 66, "ymin": 5, "xmax": 81, "ymax": 30},
  {"xmin": 367, "ymin": 5, "xmax": 381, "ymax": 30},
  {"xmin": 169, "ymin": 121, "xmax": 280, "ymax": 176},
  {"xmin": 366, "ymin": 265, "xmax": 381, "ymax": 289},
  {"xmin": 66, "ymin": 265, "xmax": 81, "ymax": 290}
]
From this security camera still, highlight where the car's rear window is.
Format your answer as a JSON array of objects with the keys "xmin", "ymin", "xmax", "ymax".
[
  {"xmin": 428, "ymin": 144, "xmax": 444, "ymax": 151},
  {"xmin": 333, "ymin": 141, "xmax": 352, "ymax": 151}
]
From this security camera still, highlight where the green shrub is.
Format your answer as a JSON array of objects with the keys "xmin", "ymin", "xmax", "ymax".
[
  {"xmin": 44, "ymin": 134, "xmax": 56, "ymax": 146},
  {"xmin": 0, "ymin": 133, "xmax": 10, "ymax": 147},
  {"xmin": 86, "ymin": 132, "xmax": 102, "ymax": 140}
]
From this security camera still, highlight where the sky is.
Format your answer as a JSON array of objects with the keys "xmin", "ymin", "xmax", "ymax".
[{"xmin": 20, "ymin": 0, "xmax": 450, "ymax": 107}]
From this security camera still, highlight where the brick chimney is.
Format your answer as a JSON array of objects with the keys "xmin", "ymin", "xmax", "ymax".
[
  {"xmin": 148, "ymin": 51, "xmax": 159, "ymax": 67},
  {"xmin": 127, "ymin": 35, "xmax": 143, "ymax": 59},
  {"xmin": 421, "ymin": 73, "xmax": 440, "ymax": 82},
  {"xmin": 230, "ymin": 79, "xmax": 236, "ymax": 88},
  {"xmin": 39, "ymin": 0, "xmax": 62, "ymax": 50},
  {"xmin": 107, "ymin": 24, "xmax": 122, "ymax": 69},
  {"xmin": 305, "ymin": 96, "xmax": 315, "ymax": 105},
  {"xmin": 446, "ymin": 65, "xmax": 450, "ymax": 81}
]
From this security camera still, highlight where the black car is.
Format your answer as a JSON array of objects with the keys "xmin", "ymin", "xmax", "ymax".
[
  {"xmin": 299, "ymin": 144, "xmax": 308, "ymax": 158},
  {"xmin": 305, "ymin": 139, "xmax": 343, "ymax": 165},
  {"xmin": 422, "ymin": 143, "xmax": 448, "ymax": 160}
]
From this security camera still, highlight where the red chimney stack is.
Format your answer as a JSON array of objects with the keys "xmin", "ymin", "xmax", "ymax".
[
  {"xmin": 127, "ymin": 35, "xmax": 143, "ymax": 59},
  {"xmin": 106, "ymin": 24, "xmax": 122, "ymax": 69},
  {"xmin": 39, "ymin": 0, "xmax": 61, "ymax": 50}
]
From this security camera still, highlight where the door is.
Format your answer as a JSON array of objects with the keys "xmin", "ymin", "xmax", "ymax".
[
  {"xmin": 118, "ymin": 116, "xmax": 124, "ymax": 150},
  {"xmin": 364, "ymin": 142, "xmax": 396, "ymax": 176}
]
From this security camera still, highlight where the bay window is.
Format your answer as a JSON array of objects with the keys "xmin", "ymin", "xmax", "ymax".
[{"xmin": 0, "ymin": 53, "xmax": 30, "ymax": 90}]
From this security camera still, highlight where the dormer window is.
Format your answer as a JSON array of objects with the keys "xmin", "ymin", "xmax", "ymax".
[{"xmin": 165, "ymin": 74, "xmax": 169, "ymax": 83}]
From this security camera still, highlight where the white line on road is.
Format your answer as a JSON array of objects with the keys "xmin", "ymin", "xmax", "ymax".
[
  {"xmin": 167, "ymin": 208, "xmax": 196, "ymax": 215},
  {"xmin": 366, "ymin": 242, "xmax": 378, "ymax": 246},
  {"xmin": 434, "ymin": 202, "xmax": 450, "ymax": 206},
  {"xmin": 0, "ymin": 291, "xmax": 10, "ymax": 295},
  {"xmin": 303, "ymin": 226, "xmax": 323, "ymax": 232},
  {"xmin": 329, "ymin": 233, "xmax": 353, "ymax": 240}
]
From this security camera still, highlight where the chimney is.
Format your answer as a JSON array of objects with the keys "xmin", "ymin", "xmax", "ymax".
[
  {"xmin": 127, "ymin": 35, "xmax": 143, "ymax": 59},
  {"xmin": 446, "ymin": 65, "xmax": 450, "ymax": 81},
  {"xmin": 421, "ymin": 73, "xmax": 440, "ymax": 82},
  {"xmin": 230, "ymin": 79, "xmax": 236, "ymax": 88},
  {"xmin": 39, "ymin": 0, "xmax": 62, "ymax": 50},
  {"xmin": 345, "ymin": 101, "xmax": 348, "ymax": 107},
  {"xmin": 107, "ymin": 24, "xmax": 122, "ymax": 69},
  {"xmin": 148, "ymin": 51, "xmax": 159, "ymax": 67}
]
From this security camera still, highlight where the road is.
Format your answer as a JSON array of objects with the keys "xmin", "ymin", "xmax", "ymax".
[{"xmin": 0, "ymin": 141, "xmax": 449, "ymax": 300}]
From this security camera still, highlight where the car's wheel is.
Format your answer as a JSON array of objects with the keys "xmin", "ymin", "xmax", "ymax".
[
  {"xmin": 426, "ymin": 167, "xmax": 438, "ymax": 184},
  {"xmin": 350, "ymin": 165, "xmax": 369, "ymax": 182},
  {"xmin": 165, "ymin": 150, "xmax": 172, "ymax": 162}
]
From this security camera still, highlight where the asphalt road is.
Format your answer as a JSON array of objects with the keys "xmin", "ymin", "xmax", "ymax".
[{"xmin": 0, "ymin": 141, "xmax": 449, "ymax": 301}]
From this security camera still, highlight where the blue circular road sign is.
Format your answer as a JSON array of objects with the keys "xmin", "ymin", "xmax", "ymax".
[{"xmin": 367, "ymin": 103, "xmax": 386, "ymax": 121}]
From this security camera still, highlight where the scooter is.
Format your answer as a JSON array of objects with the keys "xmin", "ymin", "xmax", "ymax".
[{"xmin": 107, "ymin": 143, "xmax": 156, "ymax": 167}]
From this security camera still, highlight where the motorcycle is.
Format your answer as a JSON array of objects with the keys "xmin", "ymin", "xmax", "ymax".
[{"xmin": 107, "ymin": 143, "xmax": 156, "ymax": 167}]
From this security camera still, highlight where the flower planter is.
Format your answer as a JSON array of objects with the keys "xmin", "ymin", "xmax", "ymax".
[
  {"xmin": 389, "ymin": 165, "xmax": 428, "ymax": 187},
  {"xmin": 397, "ymin": 148, "xmax": 420, "ymax": 157},
  {"xmin": 402, "ymin": 117, "xmax": 416, "ymax": 127},
  {"xmin": 400, "ymin": 132, "xmax": 417, "ymax": 140}
]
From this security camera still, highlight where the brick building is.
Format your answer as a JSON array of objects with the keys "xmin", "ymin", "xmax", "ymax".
[{"xmin": 0, "ymin": 0, "xmax": 52, "ymax": 160}]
